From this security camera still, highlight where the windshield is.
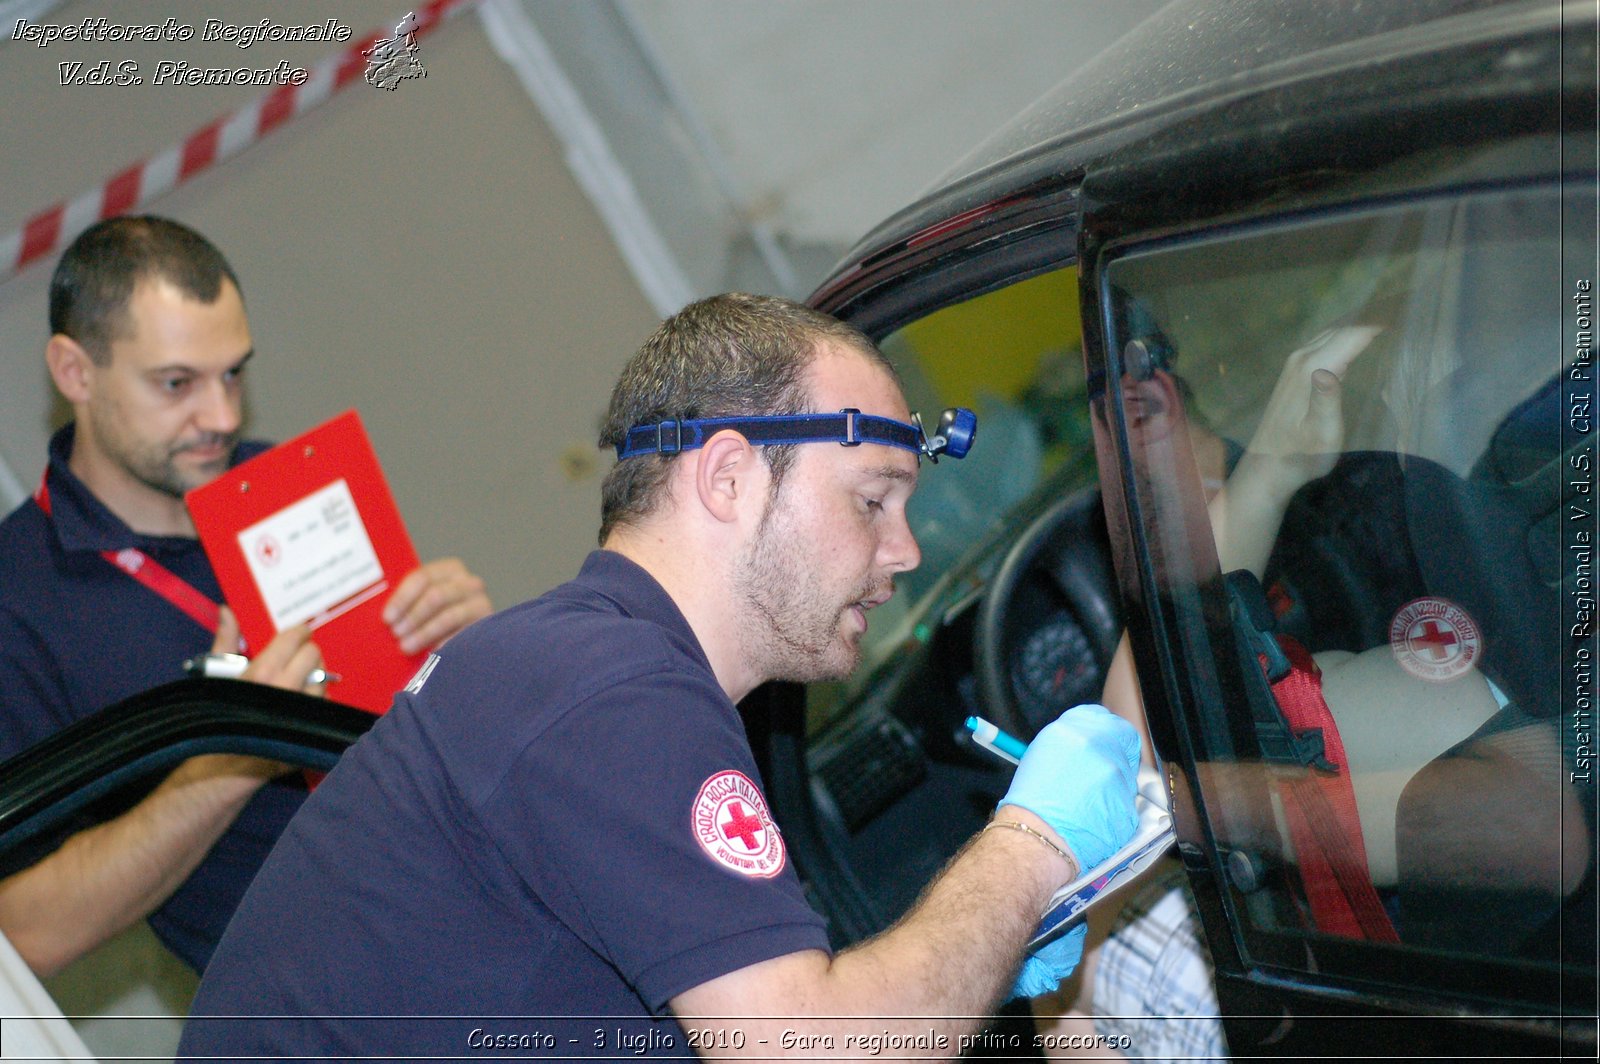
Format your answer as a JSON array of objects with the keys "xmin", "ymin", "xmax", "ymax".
[
  {"xmin": 868, "ymin": 267, "xmax": 1092, "ymax": 635},
  {"xmin": 805, "ymin": 266, "xmax": 1096, "ymax": 729}
]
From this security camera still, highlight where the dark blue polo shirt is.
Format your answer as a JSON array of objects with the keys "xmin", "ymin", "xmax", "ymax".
[
  {"xmin": 181, "ymin": 550, "xmax": 830, "ymax": 1060},
  {"xmin": 0, "ymin": 424, "xmax": 304, "ymax": 971}
]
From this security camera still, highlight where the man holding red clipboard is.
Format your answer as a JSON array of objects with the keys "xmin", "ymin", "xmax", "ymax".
[{"xmin": 0, "ymin": 216, "xmax": 492, "ymax": 978}]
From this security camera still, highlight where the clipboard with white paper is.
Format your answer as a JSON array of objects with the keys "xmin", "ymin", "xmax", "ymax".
[
  {"xmin": 185, "ymin": 410, "xmax": 425, "ymax": 716},
  {"xmin": 1027, "ymin": 770, "xmax": 1176, "ymax": 949}
]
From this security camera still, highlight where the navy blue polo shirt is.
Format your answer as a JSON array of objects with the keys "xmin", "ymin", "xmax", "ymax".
[
  {"xmin": 181, "ymin": 550, "xmax": 830, "ymax": 1060},
  {"xmin": 0, "ymin": 424, "xmax": 304, "ymax": 971}
]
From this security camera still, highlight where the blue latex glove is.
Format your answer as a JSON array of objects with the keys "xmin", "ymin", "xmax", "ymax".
[
  {"xmin": 1011, "ymin": 924, "xmax": 1086, "ymax": 1000},
  {"xmin": 999, "ymin": 703, "xmax": 1142, "ymax": 878}
]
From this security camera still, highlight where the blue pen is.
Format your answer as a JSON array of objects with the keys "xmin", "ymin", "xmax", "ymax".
[{"xmin": 964, "ymin": 715, "xmax": 1027, "ymax": 765}]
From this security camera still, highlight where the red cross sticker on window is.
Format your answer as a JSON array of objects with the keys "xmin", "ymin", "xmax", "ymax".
[
  {"xmin": 1408, "ymin": 619, "xmax": 1459, "ymax": 660},
  {"xmin": 693, "ymin": 770, "xmax": 785, "ymax": 878},
  {"xmin": 1389, "ymin": 597, "xmax": 1482, "ymax": 681}
]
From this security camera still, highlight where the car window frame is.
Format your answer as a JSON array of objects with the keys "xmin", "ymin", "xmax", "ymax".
[{"xmin": 0, "ymin": 680, "xmax": 372, "ymax": 877}]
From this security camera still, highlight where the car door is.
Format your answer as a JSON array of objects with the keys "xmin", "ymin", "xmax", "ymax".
[{"xmin": 0, "ymin": 680, "xmax": 372, "ymax": 1061}]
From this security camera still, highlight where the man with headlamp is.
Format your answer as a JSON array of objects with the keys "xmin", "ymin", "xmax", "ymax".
[{"xmin": 182, "ymin": 293, "xmax": 1140, "ymax": 1060}]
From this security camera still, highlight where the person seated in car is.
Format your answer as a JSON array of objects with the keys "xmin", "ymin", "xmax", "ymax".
[
  {"xmin": 1035, "ymin": 322, "xmax": 1588, "ymax": 1060},
  {"xmin": 1204, "ymin": 325, "xmax": 1587, "ymax": 949}
]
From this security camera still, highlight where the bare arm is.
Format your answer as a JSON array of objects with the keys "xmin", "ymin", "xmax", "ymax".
[
  {"xmin": 1101, "ymin": 634, "xmax": 1155, "ymax": 772},
  {"xmin": 1397, "ymin": 722, "xmax": 1590, "ymax": 896},
  {"xmin": 672, "ymin": 805, "xmax": 1073, "ymax": 1058},
  {"xmin": 0, "ymin": 614, "xmax": 321, "ymax": 976},
  {"xmin": 672, "ymin": 705, "xmax": 1142, "ymax": 1059},
  {"xmin": 1207, "ymin": 326, "xmax": 1378, "ymax": 576}
]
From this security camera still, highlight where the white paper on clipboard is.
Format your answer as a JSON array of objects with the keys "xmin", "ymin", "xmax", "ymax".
[
  {"xmin": 1027, "ymin": 769, "xmax": 1176, "ymax": 949},
  {"xmin": 235, "ymin": 478, "xmax": 384, "ymax": 631}
]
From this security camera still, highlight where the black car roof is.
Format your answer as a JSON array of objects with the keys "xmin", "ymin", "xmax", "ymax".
[{"xmin": 822, "ymin": 0, "xmax": 1569, "ymax": 288}]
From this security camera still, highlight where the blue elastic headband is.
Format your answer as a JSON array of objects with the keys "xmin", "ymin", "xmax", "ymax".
[{"xmin": 615, "ymin": 407, "xmax": 976, "ymax": 463}]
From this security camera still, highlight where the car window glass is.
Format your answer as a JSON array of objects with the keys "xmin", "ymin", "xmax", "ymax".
[
  {"xmin": 807, "ymin": 266, "xmax": 1093, "ymax": 728},
  {"xmin": 884, "ymin": 267, "xmax": 1093, "ymax": 596},
  {"xmin": 1103, "ymin": 182, "xmax": 1595, "ymax": 997}
]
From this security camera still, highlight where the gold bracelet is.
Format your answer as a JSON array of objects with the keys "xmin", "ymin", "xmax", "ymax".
[{"xmin": 983, "ymin": 818, "xmax": 1076, "ymax": 872}]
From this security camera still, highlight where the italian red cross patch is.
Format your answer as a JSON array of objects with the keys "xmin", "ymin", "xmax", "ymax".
[
  {"xmin": 1389, "ymin": 596, "xmax": 1483, "ymax": 681},
  {"xmin": 692, "ymin": 770, "xmax": 785, "ymax": 878}
]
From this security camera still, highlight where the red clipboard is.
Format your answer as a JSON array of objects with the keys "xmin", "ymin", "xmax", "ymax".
[{"xmin": 186, "ymin": 410, "xmax": 423, "ymax": 715}]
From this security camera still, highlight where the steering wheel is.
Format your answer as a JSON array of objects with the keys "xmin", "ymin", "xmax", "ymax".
[{"xmin": 973, "ymin": 486, "xmax": 1123, "ymax": 741}]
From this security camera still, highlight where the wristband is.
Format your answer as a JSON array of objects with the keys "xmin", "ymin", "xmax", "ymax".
[{"xmin": 983, "ymin": 819, "xmax": 1077, "ymax": 875}]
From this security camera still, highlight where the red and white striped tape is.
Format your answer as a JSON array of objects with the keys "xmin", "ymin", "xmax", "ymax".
[{"xmin": 0, "ymin": 0, "xmax": 475, "ymax": 283}]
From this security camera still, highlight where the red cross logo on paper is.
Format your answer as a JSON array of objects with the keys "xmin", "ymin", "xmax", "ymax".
[
  {"xmin": 1389, "ymin": 596, "xmax": 1483, "ymax": 681},
  {"xmin": 692, "ymin": 770, "xmax": 785, "ymax": 878},
  {"xmin": 254, "ymin": 534, "xmax": 282, "ymax": 567}
]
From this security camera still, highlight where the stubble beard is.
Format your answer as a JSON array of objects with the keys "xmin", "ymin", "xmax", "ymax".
[
  {"xmin": 140, "ymin": 437, "xmax": 236, "ymax": 498},
  {"xmin": 734, "ymin": 489, "xmax": 875, "ymax": 686},
  {"xmin": 89, "ymin": 402, "xmax": 237, "ymax": 499}
]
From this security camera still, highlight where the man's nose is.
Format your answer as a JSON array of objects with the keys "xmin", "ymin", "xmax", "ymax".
[
  {"xmin": 195, "ymin": 378, "xmax": 242, "ymax": 435},
  {"xmin": 880, "ymin": 510, "xmax": 921, "ymax": 575}
]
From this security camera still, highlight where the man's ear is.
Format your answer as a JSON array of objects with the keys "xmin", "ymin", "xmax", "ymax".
[
  {"xmin": 694, "ymin": 429, "xmax": 763, "ymax": 524},
  {"xmin": 46, "ymin": 334, "xmax": 97, "ymax": 405}
]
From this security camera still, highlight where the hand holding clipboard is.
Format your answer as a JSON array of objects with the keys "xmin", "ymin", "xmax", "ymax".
[{"xmin": 185, "ymin": 410, "xmax": 426, "ymax": 715}]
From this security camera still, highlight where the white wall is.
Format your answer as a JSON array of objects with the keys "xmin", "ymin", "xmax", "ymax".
[{"xmin": 621, "ymin": 0, "xmax": 1168, "ymax": 249}]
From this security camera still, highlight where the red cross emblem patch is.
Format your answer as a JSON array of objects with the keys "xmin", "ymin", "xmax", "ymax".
[
  {"xmin": 1389, "ymin": 596, "xmax": 1483, "ymax": 681},
  {"xmin": 691, "ymin": 770, "xmax": 785, "ymax": 878},
  {"xmin": 254, "ymin": 533, "xmax": 282, "ymax": 567}
]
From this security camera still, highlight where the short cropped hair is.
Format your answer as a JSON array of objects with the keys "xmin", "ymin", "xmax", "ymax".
[
  {"xmin": 49, "ymin": 215, "xmax": 241, "ymax": 364},
  {"xmin": 597, "ymin": 293, "xmax": 895, "ymax": 542}
]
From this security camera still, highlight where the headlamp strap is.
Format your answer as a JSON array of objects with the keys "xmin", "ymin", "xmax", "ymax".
[{"xmin": 616, "ymin": 410, "xmax": 923, "ymax": 460}]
